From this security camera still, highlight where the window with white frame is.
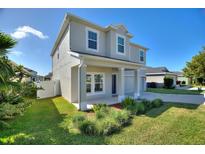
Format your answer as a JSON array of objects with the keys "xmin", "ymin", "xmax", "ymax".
[
  {"xmin": 117, "ymin": 35, "xmax": 125, "ymax": 54},
  {"xmin": 87, "ymin": 29, "xmax": 98, "ymax": 51},
  {"xmin": 140, "ymin": 50, "xmax": 145, "ymax": 62},
  {"xmin": 94, "ymin": 74, "xmax": 104, "ymax": 92},
  {"xmin": 86, "ymin": 74, "xmax": 92, "ymax": 93},
  {"xmin": 86, "ymin": 73, "xmax": 104, "ymax": 94}
]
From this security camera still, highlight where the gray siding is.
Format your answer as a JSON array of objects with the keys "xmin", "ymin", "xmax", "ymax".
[{"xmin": 69, "ymin": 20, "xmax": 146, "ymax": 64}]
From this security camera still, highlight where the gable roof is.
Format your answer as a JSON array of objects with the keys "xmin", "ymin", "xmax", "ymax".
[
  {"xmin": 51, "ymin": 13, "xmax": 148, "ymax": 56},
  {"xmin": 146, "ymin": 67, "xmax": 169, "ymax": 73}
]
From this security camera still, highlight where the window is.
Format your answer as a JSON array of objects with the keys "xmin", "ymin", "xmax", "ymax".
[
  {"xmin": 116, "ymin": 35, "xmax": 125, "ymax": 54},
  {"xmin": 86, "ymin": 28, "xmax": 98, "ymax": 51},
  {"xmin": 140, "ymin": 50, "xmax": 144, "ymax": 62},
  {"xmin": 86, "ymin": 74, "xmax": 92, "ymax": 93},
  {"xmin": 86, "ymin": 73, "xmax": 104, "ymax": 94},
  {"xmin": 94, "ymin": 74, "xmax": 103, "ymax": 92}
]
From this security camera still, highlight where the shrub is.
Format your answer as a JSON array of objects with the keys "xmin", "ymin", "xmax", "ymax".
[
  {"xmin": 136, "ymin": 102, "xmax": 146, "ymax": 114},
  {"xmin": 72, "ymin": 114, "xmax": 86, "ymax": 127},
  {"xmin": 121, "ymin": 97, "xmax": 135, "ymax": 108},
  {"xmin": 148, "ymin": 82, "xmax": 157, "ymax": 88},
  {"xmin": 0, "ymin": 89, "xmax": 24, "ymax": 105},
  {"xmin": 112, "ymin": 109, "xmax": 131, "ymax": 126},
  {"xmin": 125, "ymin": 104, "xmax": 138, "ymax": 115},
  {"xmin": 96, "ymin": 117, "xmax": 120, "ymax": 135},
  {"xmin": 181, "ymin": 81, "xmax": 186, "ymax": 85},
  {"xmin": 141, "ymin": 99, "xmax": 152, "ymax": 111},
  {"xmin": 92, "ymin": 104, "xmax": 107, "ymax": 112},
  {"xmin": 78, "ymin": 120, "xmax": 96, "ymax": 135},
  {"xmin": 164, "ymin": 77, "xmax": 174, "ymax": 89},
  {"xmin": 20, "ymin": 82, "xmax": 38, "ymax": 98},
  {"xmin": 176, "ymin": 80, "xmax": 181, "ymax": 85},
  {"xmin": 152, "ymin": 99, "xmax": 163, "ymax": 107},
  {"xmin": 0, "ymin": 103, "xmax": 21, "ymax": 120},
  {"xmin": 0, "ymin": 120, "xmax": 10, "ymax": 130}
]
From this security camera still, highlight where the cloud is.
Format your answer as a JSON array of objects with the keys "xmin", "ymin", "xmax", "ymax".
[
  {"xmin": 11, "ymin": 26, "xmax": 48, "ymax": 40},
  {"xmin": 9, "ymin": 50, "xmax": 23, "ymax": 56}
]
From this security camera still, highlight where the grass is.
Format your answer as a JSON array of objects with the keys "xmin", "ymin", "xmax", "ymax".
[
  {"xmin": 147, "ymin": 88, "xmax": 205, "ymax": 95},
  {"xmin": 1, "ymin": 97, "xmax": 205, "ymax": 144}
]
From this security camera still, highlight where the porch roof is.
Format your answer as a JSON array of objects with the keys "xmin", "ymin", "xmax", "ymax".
[{"xmin": 70, "ymin": 50, "xmax": 145, "ymax": 68}]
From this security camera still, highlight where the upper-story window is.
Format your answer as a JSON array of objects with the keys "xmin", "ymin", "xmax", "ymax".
[
  {"xmin": 139, "ymin": 50, "xmax": 145, "ymax": 62},
  {"xmin": 116, "ymin": 34, "xmax": 125, "ymax": 55},
  {"xmin": 86, "ymin": 27, "xmax": 99, "ymax": 52}
]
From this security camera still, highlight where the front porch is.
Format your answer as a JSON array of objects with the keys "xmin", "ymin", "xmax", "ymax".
[{"xmin": 71, "ymin": 54, "xmax": 146, "ymax": 110}]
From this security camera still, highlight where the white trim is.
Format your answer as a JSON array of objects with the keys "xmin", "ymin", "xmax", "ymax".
[
  {"xmin": 86, "ymin": 72, "xmax": 105, "ymax": 96},
  {"xmin": 116, "ymin": 33, "xmax": 126, "ymax": 55},
  {"xmin": 85, "ymin": 27, "xmax": 99, "ymax": 52},
  {"xmin": 139, "ymin": 49, "xmax": 145, "ymax": 63}
]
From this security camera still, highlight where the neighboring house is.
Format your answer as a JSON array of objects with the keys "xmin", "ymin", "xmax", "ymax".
[
  {"xmin": 23, "ymin": 67, "xmax": 44, "ymax": 82},
  {"xmin": 51, "ymin": 13, "xmax": 148, "ymax": 110},
  {"xmin": 146, "ymin": 67, "xmax": 177, "ymax": 87},
  {"xmin": 44, "ymin": 72, "xmax": 52, "ymax": 81},
  {"xmin": 10, "ymin": 61, "xmax": 43, "ymax": 82},
  {"xmin": 173, "ymin": 71, "xmax": 190, "ymax": 85}
]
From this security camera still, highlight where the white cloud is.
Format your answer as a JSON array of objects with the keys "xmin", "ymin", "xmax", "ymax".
[
  {"xmin": 11, "ymin": 26, "xmax": 48, "ymax": 40},
  {"xmin": 9, "ymin": 50, "xmax": 23, "ymax": 56}
]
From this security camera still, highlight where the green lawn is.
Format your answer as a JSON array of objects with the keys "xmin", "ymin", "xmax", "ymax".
[
  {"xmin": 147, "ymin": 88, "xmax": 205, "ymax": 95},
  {"xmin": 1, "ymin": 97, "xmax": 205, "ymax": 144}
]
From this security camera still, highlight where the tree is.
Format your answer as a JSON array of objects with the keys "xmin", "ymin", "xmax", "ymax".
[
  {"xmin": 0, "ymin": 32, "xmax": 17, "ymax": 83},
  {"xmin": 183, "ymin": 47, "xmax": 205, "ymax": 85},
  {"xmin": 14, "ymin": 65, "xmax": 30, "ymax": 82}
]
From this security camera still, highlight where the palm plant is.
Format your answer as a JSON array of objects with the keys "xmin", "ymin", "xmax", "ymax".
[{"xmin": 0, "ymin": 32, "xmax": 17, "ymax": 83}]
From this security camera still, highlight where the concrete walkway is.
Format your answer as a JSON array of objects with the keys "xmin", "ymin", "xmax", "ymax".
[{"xmin": 141, "ymin": 92, "xmax": 205, "ymax": 105}]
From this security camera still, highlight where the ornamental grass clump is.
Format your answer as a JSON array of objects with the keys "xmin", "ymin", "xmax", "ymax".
[{"xmin": 72, "ymin": 105, "xmax": 132, "ymax": 136}]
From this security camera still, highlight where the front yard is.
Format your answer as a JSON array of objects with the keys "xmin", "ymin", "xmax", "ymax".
[
  {"xmin": 147, "ymin": 88, "xmax": 205, "ymax": 95},
  {"xmin": 1, "ymin": 97, "xmax": 205, "ymax": 144}
]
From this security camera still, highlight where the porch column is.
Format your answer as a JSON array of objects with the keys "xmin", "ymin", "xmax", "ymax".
[
  {"xmin": 78, "ymin": 62, "xmax": 87, "ymax": 111},
  {"xmin": 134, "ymin": 68, "xmax": 141, "ymax": 99},
  {"xmin": 118, "ymin": 68, "xmax": 125, "ymax": 102}
]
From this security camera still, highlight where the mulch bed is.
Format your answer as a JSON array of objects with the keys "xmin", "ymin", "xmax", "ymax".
[{"xmin": 110, "ymin": 103, "xmax": 122, "ymax": 109}]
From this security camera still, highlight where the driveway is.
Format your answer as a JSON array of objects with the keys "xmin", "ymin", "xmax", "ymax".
[{"xmin": 141, "ymin": 92, "xmax": 205, "ymax": 105}]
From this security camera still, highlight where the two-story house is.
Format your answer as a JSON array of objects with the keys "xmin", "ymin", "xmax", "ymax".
[{"xmin": 51, "ymin": 13, "xmax": 148, "ymax": 110}]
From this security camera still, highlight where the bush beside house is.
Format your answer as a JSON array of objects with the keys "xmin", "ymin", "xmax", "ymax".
[
  {"xmin": 72, "ymin": 97, "xmax": 164, "ymax": 136},
  {"xmin": 164, "ymin": 77, "xmax": 174, "ymax": 89}
]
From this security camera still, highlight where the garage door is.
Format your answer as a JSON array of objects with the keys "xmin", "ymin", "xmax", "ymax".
[{"xmin": 125, "ymin": 75, "xmax": 135, "ymax": 94}]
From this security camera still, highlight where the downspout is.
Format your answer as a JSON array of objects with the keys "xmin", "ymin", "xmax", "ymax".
[{"xmin": 78, "ymin": 58, "xmax": 84, "ymax": 110}]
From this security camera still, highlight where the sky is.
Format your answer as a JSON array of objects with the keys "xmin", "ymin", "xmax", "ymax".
[{"xmin": 0, "ymin": 8, "xmax": 205, "ymax": 75}]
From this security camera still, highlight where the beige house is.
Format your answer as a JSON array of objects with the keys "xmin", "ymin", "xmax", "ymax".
[
  {"xmin": 51, "ymin": 13, "xmax": 148, "ymax": 110},
  {"xmin": 146, "ymin": 67, "xmax": 177, "ymax": 88}
]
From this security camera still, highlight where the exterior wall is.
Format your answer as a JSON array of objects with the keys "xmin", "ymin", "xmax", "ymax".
[
  {"xmin": 146, "ymin": 75, "xmax": 165, "ymax": 83},
  {"xmin": 86, "ymin": 66, "xmax": 118, "ymax": 101},
  {"xmin": 129, "ymin": 45, "xmax": 146, "ymax": 65},
  {"xmin": 69, "ymin": 20, "xmax": 146, "ymax": 64},
  {"xmin": 146, "ymin": 74, "xmax": 177, "ymax": 87},
  {"xmin": 52, "ymin": 26, "xmax": 80, "ymax": 102},
  {"xmin": 177, "ymin": 76, "xmax": 189, "ymax": 85},
  {"xmin": 70, "ymin": 21, "xmax": 107, "ymax": 56}
]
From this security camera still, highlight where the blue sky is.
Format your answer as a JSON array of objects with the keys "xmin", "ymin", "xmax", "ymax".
[{"xmin": 0, "ymin": 8, "xmax": 205, "ymax": 75}]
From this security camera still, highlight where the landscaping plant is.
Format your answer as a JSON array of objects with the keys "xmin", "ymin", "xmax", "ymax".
[
  {"xmin": 72, "ymin": 106, "xmax": 132, "ymax": 136},
  {"xmin": 164, "ymin": 77, "xmax": 174, "ymax": 89},
  {"xmin": 152, "ymin": 98, "xmax": 163, "ymax": 107}
]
